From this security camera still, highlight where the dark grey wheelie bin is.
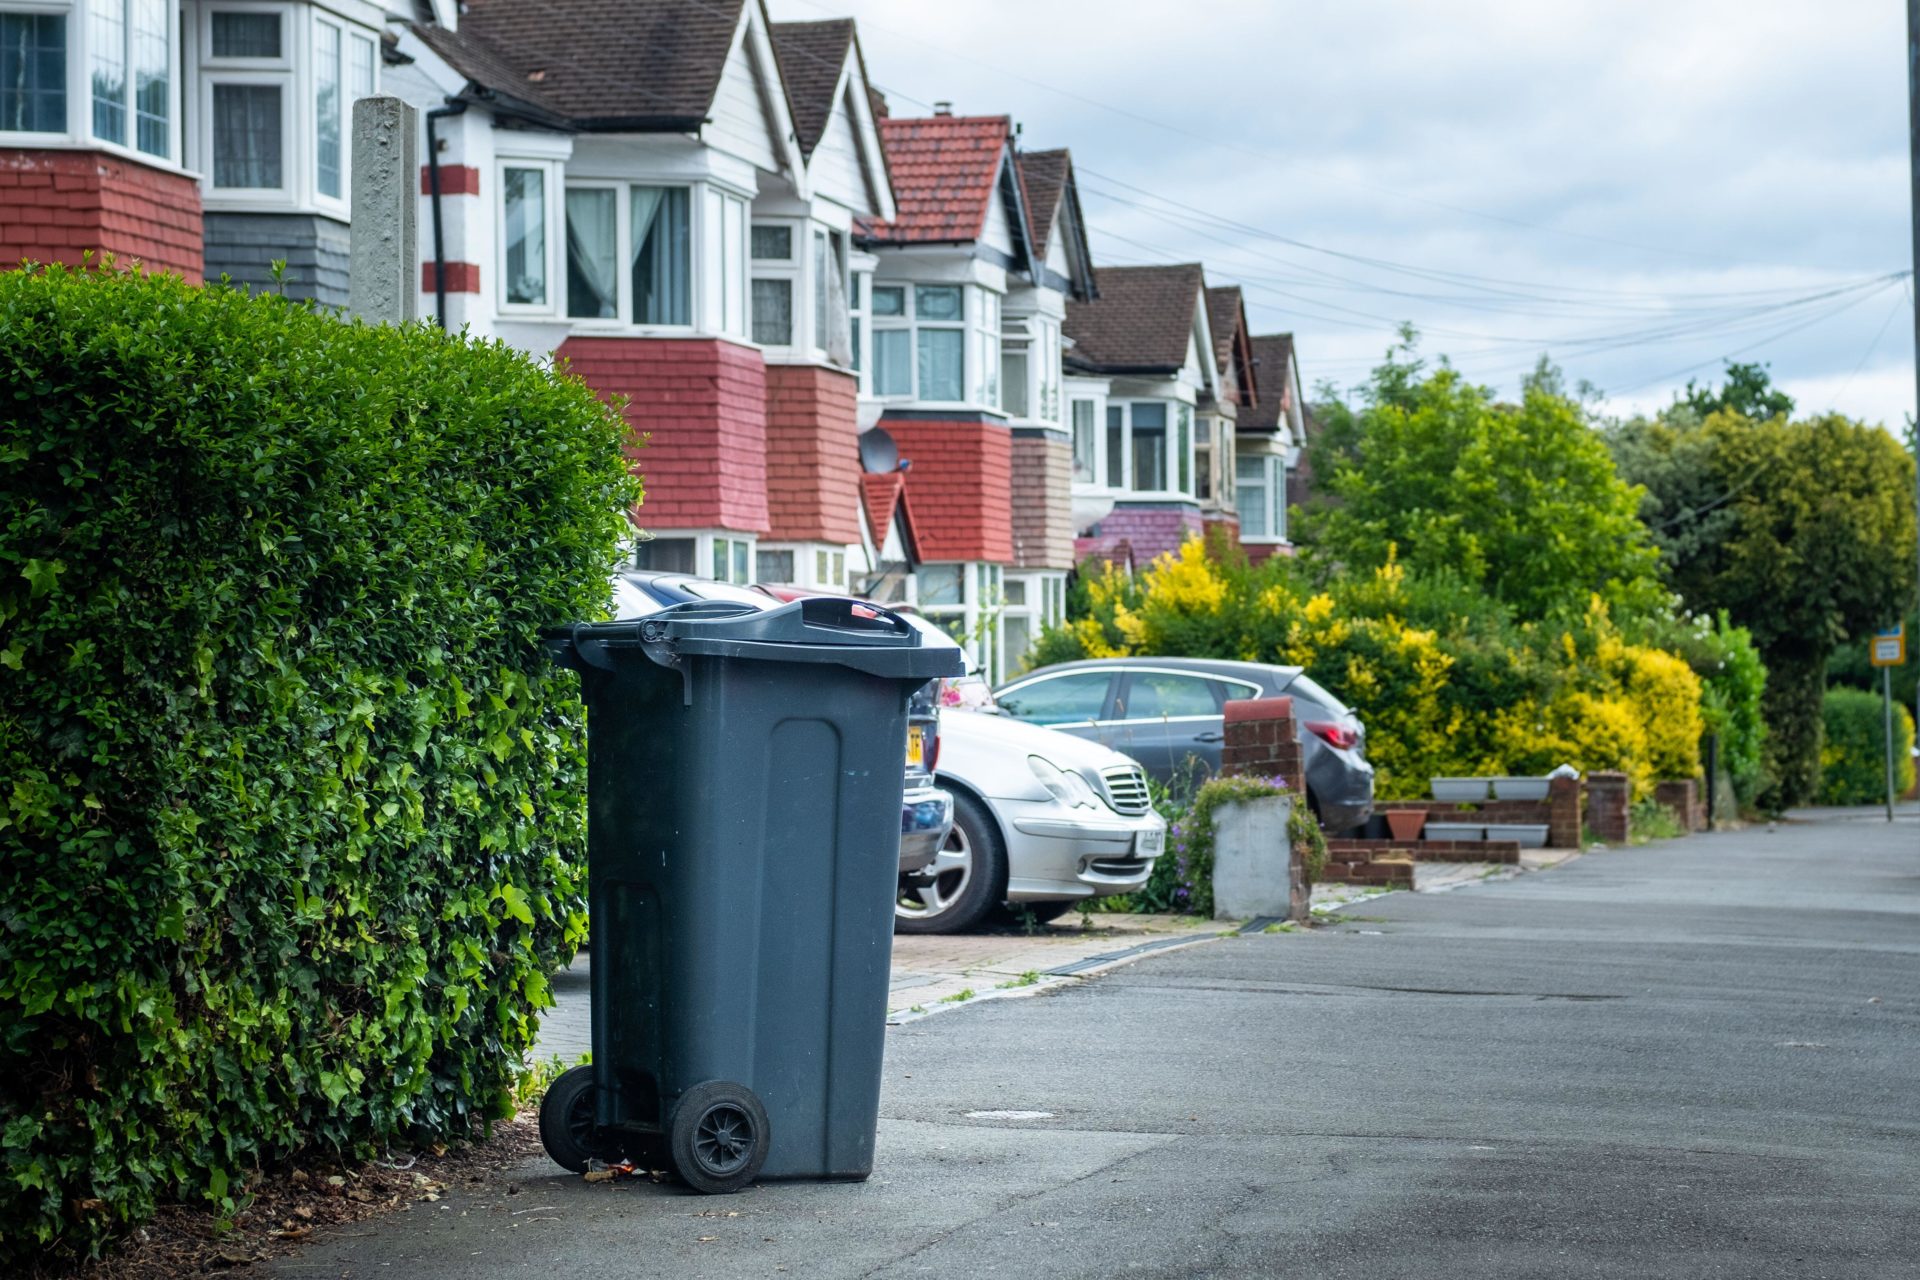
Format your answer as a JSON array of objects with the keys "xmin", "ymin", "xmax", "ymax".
[{"xmin": 537, "ymin": 597, "xmax": 962, "ymax": 1194}]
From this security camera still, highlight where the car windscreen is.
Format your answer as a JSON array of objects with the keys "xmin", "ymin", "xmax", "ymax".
[{"xmin": 611, "ymin": 578, "xmax": 659, "ymax": 620}]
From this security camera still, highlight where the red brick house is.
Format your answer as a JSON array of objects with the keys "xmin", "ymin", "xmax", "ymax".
[
  {"xmin": 1063, "ymin": 263, "xmax": 1223, "ymax": 567},
  {"xmin": 855, "ymin": 109, "xmax": 1094, "ymax": 678},
  {"xmin": 1237, "ymin": 333, "xmax": 1309, "ymax": 560},
  {"xmin": 398, "ymin": 0, "xmax": 894, "ymax": 585}
]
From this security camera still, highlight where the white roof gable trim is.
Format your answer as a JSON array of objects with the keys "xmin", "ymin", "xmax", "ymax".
[{"xmin": 707, "ymin": 3, "xmax": 809, "ymax": 197}]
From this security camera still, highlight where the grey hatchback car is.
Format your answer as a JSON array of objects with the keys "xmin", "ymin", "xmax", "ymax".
[{"xmin": 993, "ymin": 658, "xmax": 1375, "ymax": 833}]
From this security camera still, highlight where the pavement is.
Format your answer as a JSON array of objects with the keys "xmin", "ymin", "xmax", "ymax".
[{"xmin": 270, "ymin": 814, "xmax": 1918, "ymax": 1278}]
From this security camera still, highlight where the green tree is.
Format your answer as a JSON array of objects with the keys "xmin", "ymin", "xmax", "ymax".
[
  {"xmin": 1610, "ymin": 379, "xmax": 1917, "ymax": 809},
  {"xmin": 1303, "ymin": 340, "xmax": 1664, "ymax": 621},
  {"xmin": 1680, "ymin": 360, "xmax": 1795, "ymax": 422}
]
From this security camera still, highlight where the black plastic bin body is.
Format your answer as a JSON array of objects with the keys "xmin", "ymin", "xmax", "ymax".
[{"xmin": 543, "ymin": 598, "xmax": 962, "ymax": 1187}]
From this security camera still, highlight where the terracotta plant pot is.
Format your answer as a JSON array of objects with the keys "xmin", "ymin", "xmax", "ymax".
[{"xmin": 1385, "ymin": 809, "xmax": 1427, "ymax": 843}]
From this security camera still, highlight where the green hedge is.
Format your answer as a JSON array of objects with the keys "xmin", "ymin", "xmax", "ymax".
[
  {"xmin": 0, "ymin": 266, "xmax": 639, "ymax": 1263},
  {"xmin": 1817, "ymin": 686, "xmax": 1916, "ymax": 805}
]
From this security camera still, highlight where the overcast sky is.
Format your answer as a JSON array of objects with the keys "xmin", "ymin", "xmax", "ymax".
[{"xmin": 772, "ymin": 0, "xmax": 1915, "ymax": 431}]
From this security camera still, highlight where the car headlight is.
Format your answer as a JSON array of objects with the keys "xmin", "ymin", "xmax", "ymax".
[{"xmin": 1027, "ymin": 756, "xmax": 1100, "ymax": 809}]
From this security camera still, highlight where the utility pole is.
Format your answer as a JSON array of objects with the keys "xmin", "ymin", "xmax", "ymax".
[{"xmin": 1910, "ymin": 1, "xmax": 1920, "ymax": 762}]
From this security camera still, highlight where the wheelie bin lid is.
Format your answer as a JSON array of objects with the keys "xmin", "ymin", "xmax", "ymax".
[{"xmin": 542, "ymin": 597, "xmax": 965, "ymax": 681}]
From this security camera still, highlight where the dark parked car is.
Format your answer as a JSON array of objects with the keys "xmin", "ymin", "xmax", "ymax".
[
  {"xmin": 612, "ymin": 572, "xmax": 952, "ymax": 873},
  {"xmin": 992, "ymin": 658, "xmax": 1375, "ymax": 833}
]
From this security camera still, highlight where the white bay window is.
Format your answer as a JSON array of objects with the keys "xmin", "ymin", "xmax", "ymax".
[
  {"xmin": 1090, "ymin": 398, "xmax": 1199, "ymax": 498},
  {"xmin": 0, "ymin": 0, "xmax": 173, "ymax": 160},
  {"xmin": 499, "ymin": 160, "xmax": 564, "ymax": 312},
  {"xmin": 0, "ymin": 10, "xmax": 66, "ymax": 134},
  {"xmin": 563, "ymin": 179, "xmax": 749, "ymax": 335},
  {"xmin": 1236, "ymin": 453, "xmax": 1287, "ymax": 542},
  {"xmin": 870, "ymin": 282, "xmax": 1001, "ymax": 406}
]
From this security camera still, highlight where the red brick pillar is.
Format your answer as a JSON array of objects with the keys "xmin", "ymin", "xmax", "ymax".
[
  {"xmin": 1221, "ymin": 697, "xmax": 1305, "ymax": 797},
  {"xmin": 1653, "ymin": 779, "xmax": 1702, "ymax": 832},
  {"xmin": 1547, "ymin": 775, "xmax": 1581, "ymax": 849},
  {"xmin": 1584, "ymin": 772, "xmax": 1631, "ymax": 844}
]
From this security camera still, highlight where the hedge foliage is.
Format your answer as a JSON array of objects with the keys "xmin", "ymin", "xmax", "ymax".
[
  {"xmin": 1031, "ymin": 538, "xmax": 1723, "ymax": 801},
  {"xmin": 1817, "ymin": 687, "xmax": 1916, "ymax": 805},
  {"xmin": 0, "ymin": 266, "xmax": 639, "ymax": 1263}
]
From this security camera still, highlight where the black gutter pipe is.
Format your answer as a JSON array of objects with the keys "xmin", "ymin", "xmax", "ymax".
[{"xmin": 425, "ymin": 99, "xmax": 469, "ymax": 329}]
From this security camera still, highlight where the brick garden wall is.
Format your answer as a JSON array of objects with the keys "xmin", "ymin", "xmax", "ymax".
[
  {"xmin": 557, "ymin": 337, "xmax": 769, "ymax": 534},
  {"xmin": 764, "ymin": 363, "xmax": 860, "ymax": 545},
  {"xmin": 1, "ymin": 149, "xmax": 202, "ymax": 281},
  {"xmin": 1585, "ymin": 771, "xmax": 1631, "ymax": 844},
  {"xmin": 1221, "ymin": 696, "xmax": 1305, "ymax": 795}
]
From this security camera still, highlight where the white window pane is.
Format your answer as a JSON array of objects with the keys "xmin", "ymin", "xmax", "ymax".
[
  {"xmin": 875, "ymin": 329, "xmax": 911, "ymax": 396},
  {"xmin": 1106, "ymin": 405, "xmax": 1124, "ymax": 487},
  {"xmin": 211, "ymin": 12, "xmax": 280, "ymax": 57},
  {"xmin": 90, "ymin": 1, "xmax": 126, "ymax": 144},
  {"xmin": 1236, "ymin": 457, "xmax": 1268, "ymax": 537},
  {"xmin": 917, "ymin": 328, "xmax": 963, "ymax": 401},
  {"xmin": 724, "ymin": 195, "xmax": 746, "ymax": 335},
  {"xmin": 756, "ymin": 549, "xmax": 795, "ymax": 583},
  {"xmin": 919, "ymin": 564, "xmax": 964, "ymax": 605},
  {"xmin": 503, "ymin": 168, "xmax": 547, "ymax": 306},
  {"xmin": 1001, "ymin": 349, "xmax": 1028, "ymax": 417},
  {"xmin": 916, "ymin": 285, "xmax": 961, "ymax": 321},
  {"xmin": 132, "ymin": 0, "xmax": 167, "ymax": 157},
  {"xmin": 1131, "ymin": 402, "xmax": 1167, "ymax": 491},
  {"xmin": 566, "ymin": 188, "xmax": 618, "ymax": 318},
  {"xmin": 813, "ymin": 231, "xmax": 829, "ymax": 346},
  {"xmin": 0, "ymin": 14, "xmax": 66, "ymax": 133},
  {"xmin": 712, "ymin": 539, "xmax": 730, "ymax": 581},
  {"xmin": 631, "ymin": 186, "xmax": 690, "ymax": 325},
  {"xmin": 872, "ymin": 285, "xmax": 905, "ymax": 317},
  {"xmin": 212, "ymin": 84, "xmax": 282, "ymax": 188},
  {"xmin": 315, "ymin": 22, "xmax": 342, "ymax": 197},
  {"xmin": 751, "ymin": 224, "xmax": 792, "ymax": 260},
  {"xmin": 752, "ymin": 277, "xmax": 792, "ymax": 345},
  {"xmin": 1071, "ymin": 400, "xmax": 1096, "ymax": 482},
  {"xmin": 733, "ymin": 541, "xmax": 749, "ymax": 584},
  {"xmin": 348, "ymin": 34, "xmax": 376, "ymax": 103}
]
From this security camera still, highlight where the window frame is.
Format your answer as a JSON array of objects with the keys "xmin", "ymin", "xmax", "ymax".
[
  {"xmin": 1235, "ymin": 452, "xmax": 1288, "ymax": 543},
  {"xmin": 563, "ymin": 177, "xmax": 749, "ymax": 336},
  {"xmin": 1096, "ymin": 396, "xmax": 1200, "ymax": 500},
  {"xmin": 496, "ymin": 157, "xmax": 563, "ymax": 316},
  {"xmin": 749, "ymin": 216, "xmax": 799, "ymax": 349},
  {"xmin": 0, "ymin": 6, "xmax": 73, "ymax": 143},
  {"xmin": 197, "ymin": 4, "xmax": 293, "ymax": 201},
  {"xmin": 869, "ymin": 281, "xmax": 1005, "ymax": 408}
]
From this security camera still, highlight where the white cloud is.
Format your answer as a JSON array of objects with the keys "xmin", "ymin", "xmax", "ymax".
[{"xmin": 775, "ymin": 0, "xmax": 1915, "ymax": 427}]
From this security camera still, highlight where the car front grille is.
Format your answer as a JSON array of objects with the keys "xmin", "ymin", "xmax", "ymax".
[{"xmin": 1100, "ymin": 764, "xmax": 1152, "ymax": 816}]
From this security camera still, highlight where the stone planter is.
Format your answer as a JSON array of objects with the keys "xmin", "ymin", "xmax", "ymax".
[
  {"xmin": 1490, "ymin": 777, "xmax": 1551, "ymax": 801},
  {"xmin": 1385, "ymin": 809, "xmax": 1427, "ymax": 842},
  {"xmin": 1485, "ymin": 822, "xmax": 1549, "ymax": 848},
  {"xmin": 1430, "ymin": 777, "xmax": 1490, "ymax": 802},
  {"xmin": 1211, "ymin": 795, "xmax": 1304, "ymax": 922},
  {"xmin": 1425, "ymin": 822, "xmax": 1485, "ymax": 841}
]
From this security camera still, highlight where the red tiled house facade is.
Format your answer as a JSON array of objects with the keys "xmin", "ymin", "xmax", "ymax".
[
  {"xmin": 1064, "ymin": 263, "xmax": 1226, "ymax": 569},
  {"xmin": 855, "ymin": 111, "xmax": 1096, "ymax": 678},
  {"xmin": 397, "ymin": 1, "xmax": 895, "ymax": 585}
]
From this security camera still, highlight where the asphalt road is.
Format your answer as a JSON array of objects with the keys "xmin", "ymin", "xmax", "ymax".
[{"xmin": 272, "ymin": 816, "xmax": 1919, "ymax": 1278}]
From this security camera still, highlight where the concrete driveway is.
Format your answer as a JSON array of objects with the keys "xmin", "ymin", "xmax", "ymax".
[{"xmin": 269, "ymin": 814, "xmax": 1919, "ymax": 1278}]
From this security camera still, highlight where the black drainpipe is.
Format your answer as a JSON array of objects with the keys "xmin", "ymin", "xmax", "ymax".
[{"xmin": 424, "ymin": 99, "xmax": 469, "ymax": 329}]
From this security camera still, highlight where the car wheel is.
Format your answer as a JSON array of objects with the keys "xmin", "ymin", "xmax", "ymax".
[{"xmin": 895, "ymin": 790, "xmax": 1007, "ymax": 934}]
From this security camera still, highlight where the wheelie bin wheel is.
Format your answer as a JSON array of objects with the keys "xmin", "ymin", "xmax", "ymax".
[
  {"xmin": 669, "ymin": 1080, "xmax": 769, "ymax": 1194},
  {"xmin": 538, "ymin": 1064, "xmax": 624, "ymax": 1173}
]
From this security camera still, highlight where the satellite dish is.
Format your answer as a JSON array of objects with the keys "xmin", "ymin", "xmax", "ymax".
[{"xmin": 858, "ymin": 427, "xmax": 899, "ymax": 474}]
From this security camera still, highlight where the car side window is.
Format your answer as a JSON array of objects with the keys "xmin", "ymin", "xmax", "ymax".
[
  {"xmin": 997, "ymin": 672, "xmax": 1113, "ymax": 725},
  {"xmin": 1121, "ymin": 672, "xmax": 1222, "ymax": 720}
]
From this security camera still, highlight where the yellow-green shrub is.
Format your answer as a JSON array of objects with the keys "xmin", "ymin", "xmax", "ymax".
[{"xmin": 1034, "ymin": 538, "xmax": 1707, "ymax": 800}]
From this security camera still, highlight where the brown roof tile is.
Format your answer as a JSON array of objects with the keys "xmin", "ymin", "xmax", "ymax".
[
  {"xmin": 415, "ymin": 0, "xmax": 746, "ymax": 128},
  {"xmin": 1063, "ymin": 264, "xmax": 1205, "ymax": 374},
  {"xmin": 770, "ymin": 19, "xmax": 852, "ymax": 158},
  {"xmin": 1017, "ymin": 149, "xmax": 1069, "ymax": 261},
  {"xmin": 1240, "ymin": 333, "xmax": 1296, "ymax": 432}
]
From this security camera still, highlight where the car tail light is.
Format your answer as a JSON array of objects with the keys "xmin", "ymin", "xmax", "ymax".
[{"xmin": 1305, "ymin": 720, "xmax": 1360, "ymax": 750}]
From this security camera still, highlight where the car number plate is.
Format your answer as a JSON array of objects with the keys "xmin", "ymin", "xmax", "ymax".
[
  {"xmin": 1134, "ymin": 828, "xmax": 1166, "ymax": 857},
  {"xmin": 906, "ymin": 725, "xmax": 925, "ymax": 768}
]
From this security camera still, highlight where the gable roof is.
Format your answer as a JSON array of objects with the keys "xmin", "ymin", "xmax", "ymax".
[
  {"xmin": 864, "ymin": 114, "xmax": 1011, "ymax": 244},
  {"xmin": 414, "ymin": 0, "xmax": 779, "ymax": 134},
  {"xmin": 1063, "ymin": 264, "xmax": 1208, "ymax": 374},
  {"xmin": 1017, "ymin": 149, "xmax": 1070, "ymax": 260},
  {"xmin": 859, "ymin": 471, "xmax": 920, "ymax": 562},
  {"xmin": 769, "ymin": 19, "xmax": 852, "ymax": 158},
  {"xmin": 1239, "ymin": 333, "xmax": 1298, "ymax": 433},
  {"xmin": 1205, "ymin": 286, "xmax": 1257, "ymax": 408}
]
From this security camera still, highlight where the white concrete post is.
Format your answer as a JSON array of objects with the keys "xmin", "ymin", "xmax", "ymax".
[
  {"xmin": 1211, "ymin": 794, "xmax": 1304, "ymax": 922},
  {"xmin": 348, "ymin": 96, "xmax": 418, "ymax": 324}
]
